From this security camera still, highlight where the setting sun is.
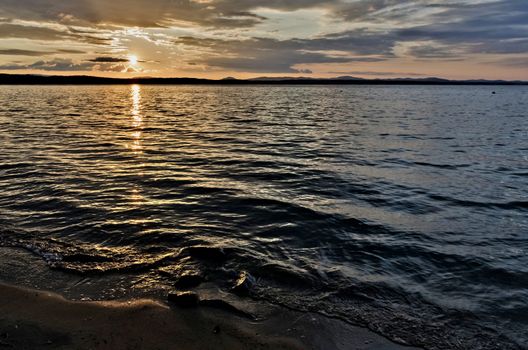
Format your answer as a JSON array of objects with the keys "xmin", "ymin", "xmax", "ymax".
[{"xmin": 129, "ymin": 55, "xmax": 138, "ymax": 65}]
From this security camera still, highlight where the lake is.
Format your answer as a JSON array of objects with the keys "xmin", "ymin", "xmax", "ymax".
[{"xmin": 0, "ymin": 85, "xmax": 527, "ymax": 349}]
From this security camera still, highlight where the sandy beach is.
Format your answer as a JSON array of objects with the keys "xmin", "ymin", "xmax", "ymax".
[
  {"xmin": 0, "ymin": 282, "xmax": 420, "ymax": 350},
  {"xmin": 0, "ymin": 247, "xmax": 419, "ymax": 350},
  {"xmin": 0, "ymin": 283, "xmax": 304, "ymax": 350}
]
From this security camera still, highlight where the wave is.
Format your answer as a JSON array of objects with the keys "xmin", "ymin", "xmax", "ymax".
[
  {"xmin": 1, "ymin": 85, "xmax": 527, "ymax": 349},
  {"xmin": 428, "ymin": 194, "xmax": 528, "ymax": 211}
]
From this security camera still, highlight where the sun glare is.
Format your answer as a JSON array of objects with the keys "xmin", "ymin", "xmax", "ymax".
[{"xmin": 129, "ymin": 55, "xmax": 138, "ymax": 65}]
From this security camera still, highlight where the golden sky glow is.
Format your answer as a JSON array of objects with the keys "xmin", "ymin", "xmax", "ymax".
[
  {"xmin": 129, "ymin": 55, "xmax": 139, "ymax": 66},
  {"xmin": 0, "ymin": 0, "xmax": 527, "ymax": 80}
]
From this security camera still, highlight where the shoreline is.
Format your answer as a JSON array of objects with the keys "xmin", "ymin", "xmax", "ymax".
[
  {"xmin": 0, "ymin": 247, "xmax": 419, "ymax": 350},
  {"xmin": 0, "ymin": 283, "xmax": 304, "ymax": 350}
]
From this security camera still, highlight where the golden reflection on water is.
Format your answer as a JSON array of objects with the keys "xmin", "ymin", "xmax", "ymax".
[
  {"xmin": 129, "ymin": 187, "xmax": 144, "ymax": 205},
  {"xmin": 128, "ymin": 85, "xmax": 146, "ymax": 208},
  {"xmin": 130, "ymin": 84, "xmax": 143, "ymax": 154}
]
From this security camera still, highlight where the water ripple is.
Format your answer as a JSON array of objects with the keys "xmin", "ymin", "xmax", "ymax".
[{"xmin": 1, "ymin": 85, "xmax": 527, "ymax": 349}]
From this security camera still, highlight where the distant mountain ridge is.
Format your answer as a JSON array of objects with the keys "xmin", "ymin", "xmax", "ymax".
[
  {"xmin": 0, "ymin": 73, "xmax": 526, "ymax": 85},
  {"xmin": 247, "ymin": 75, "xmax": 364, "ymax": 81}
]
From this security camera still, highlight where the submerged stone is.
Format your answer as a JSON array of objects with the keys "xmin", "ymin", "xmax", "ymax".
[
  {"xmin": 231, "ymin": 271, "xmax": 256, "ymax": 296},
  {"xmin": 167, "ymin": 291, "xmax": 200, "ymax": 307},
  {"xmin": 174, "ymin": 273, "xmax": 204, "ymax": 289}
]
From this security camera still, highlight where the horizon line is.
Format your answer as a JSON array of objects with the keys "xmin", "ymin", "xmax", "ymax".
[{"xmin": 0, "ymin": 73, "xmax": 527, "ymax": 85}]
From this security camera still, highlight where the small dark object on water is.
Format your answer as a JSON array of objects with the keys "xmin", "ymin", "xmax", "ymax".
[
  {"xmin": 167, "ymin": 291, "xmax": 200, "ymax": 308},
  {"xmin": 174, "ymin": 273, "xmax": 204, "ymax": 289},
  {"xmin": 213, "ymin": 325, "xmax": 220, "ymax": 334},
  {"xmin": 231, "ymin": 271, "xmax": 256, "ymax": 296},
  {"xmin": 492, "ymin": 91, "xmax": 496, "ymax": 94}
]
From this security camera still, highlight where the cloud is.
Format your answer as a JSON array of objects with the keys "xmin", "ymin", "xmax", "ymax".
[
  {"xmin": 330, "ymin": 0, "xmax": 415, "ymax": 22},
  {"xmin": 0, "ymin": 23, "xmax": 111, "ymax": 44},
  {"xmin": 394, "ymin": 0, "xmax": 528, "ymax": 55},
  {"xmin": 58, "ymin": 49, "xmax": 87, "ymax": 54},
  {"xmin": 88, "ymin": 56, "xmax": 129, "ymax": 63},
  {"xmin": 0, "ymin": 0, "xmax": 268, "ymax": 28},
  {"xmin": 0, "ymin": 49, "xmax": 56, "ymax": 56},
  {"xmin": 405, "ymin": 44, "xmax": 464, "ymax": 60},
  {"xmin": 0, "ymin": 23, "xmax": 70, "ymax": 41},
  {"xmin": 0, "ymin": 58, "xmax": 95, "ymax": 71},
  {"xmin": 94, "ymin": 63, "xmax": 129, "ymax": 72},
  {"xmin": 169, "ymin": 0, "xmax": 528, "ymax": 73},
  {"xmin": 488, "ymin": 56, "xmax": 528, "ymax": 68},
  {"xmin": 0, "ymin": 57, "xmax": 130, "ymax": 72},
  {"xmin": 0, "ymin": 0, "xmax": 468, "ymax": 29},
  {"xmin": 1, "ymin": 0, "xmax": 527, "ymax": 77},
  {"xmin": 328, "ymin": 70, "xmax": 427, "ymax": 77},
  {"xmin": 0, "ymin": 48, "xmax": 86, "ymax": 56},
  {"xmin": 175, "ymin": 34, "xmax": 391, "ymax": 73}
]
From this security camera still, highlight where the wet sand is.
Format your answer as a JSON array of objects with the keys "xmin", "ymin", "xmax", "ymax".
[
  {"xmin": 0, "ymin": 283, "xmax": 305, "ymax": 350},
  {"xmin": 0, "ymin": 247, "xmax": 420, "ymax": 350}
]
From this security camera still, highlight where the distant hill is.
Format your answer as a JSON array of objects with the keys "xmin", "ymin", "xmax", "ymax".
[
  {"xmin": 248, "ymin": 75, "xmax": 365, "ymax": 81},
  {"xmin": 0, "ymin": 73, "xmax": 526, "ymax": 85}
]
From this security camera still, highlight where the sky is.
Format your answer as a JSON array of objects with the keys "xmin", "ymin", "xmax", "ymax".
[{"xmin": 0, "ymin": 0, "xmax": 527, "ymax": 79}]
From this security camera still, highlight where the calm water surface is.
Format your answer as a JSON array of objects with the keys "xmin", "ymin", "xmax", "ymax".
[{"xmin": 0, "ymin": 85, "xmax": 527, "ymax": 349}]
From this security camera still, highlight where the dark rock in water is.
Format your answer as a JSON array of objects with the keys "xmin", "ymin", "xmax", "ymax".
[
  {"xmin": 167, "ymin": 291, "xmax": 200, "ymax": 307},
  {"xmin": 174, "ymin": 273, "xmax": 204, "ymax": 289},
  {"xmin": 185, "ymin": 246, "xmax": 228, "ymax": 263},
  {"xmin": 257, "ymin": 263, "xmax": 314, "ymax": 287},
  {"xmin": 231, "ymin": 271, "xmax": 256, "ymax": 296}
]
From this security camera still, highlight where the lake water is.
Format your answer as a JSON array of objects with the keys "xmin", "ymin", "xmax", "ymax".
[{"xmin": 0, "ymin": 85, "xmax": 527, "ymax": 349}]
